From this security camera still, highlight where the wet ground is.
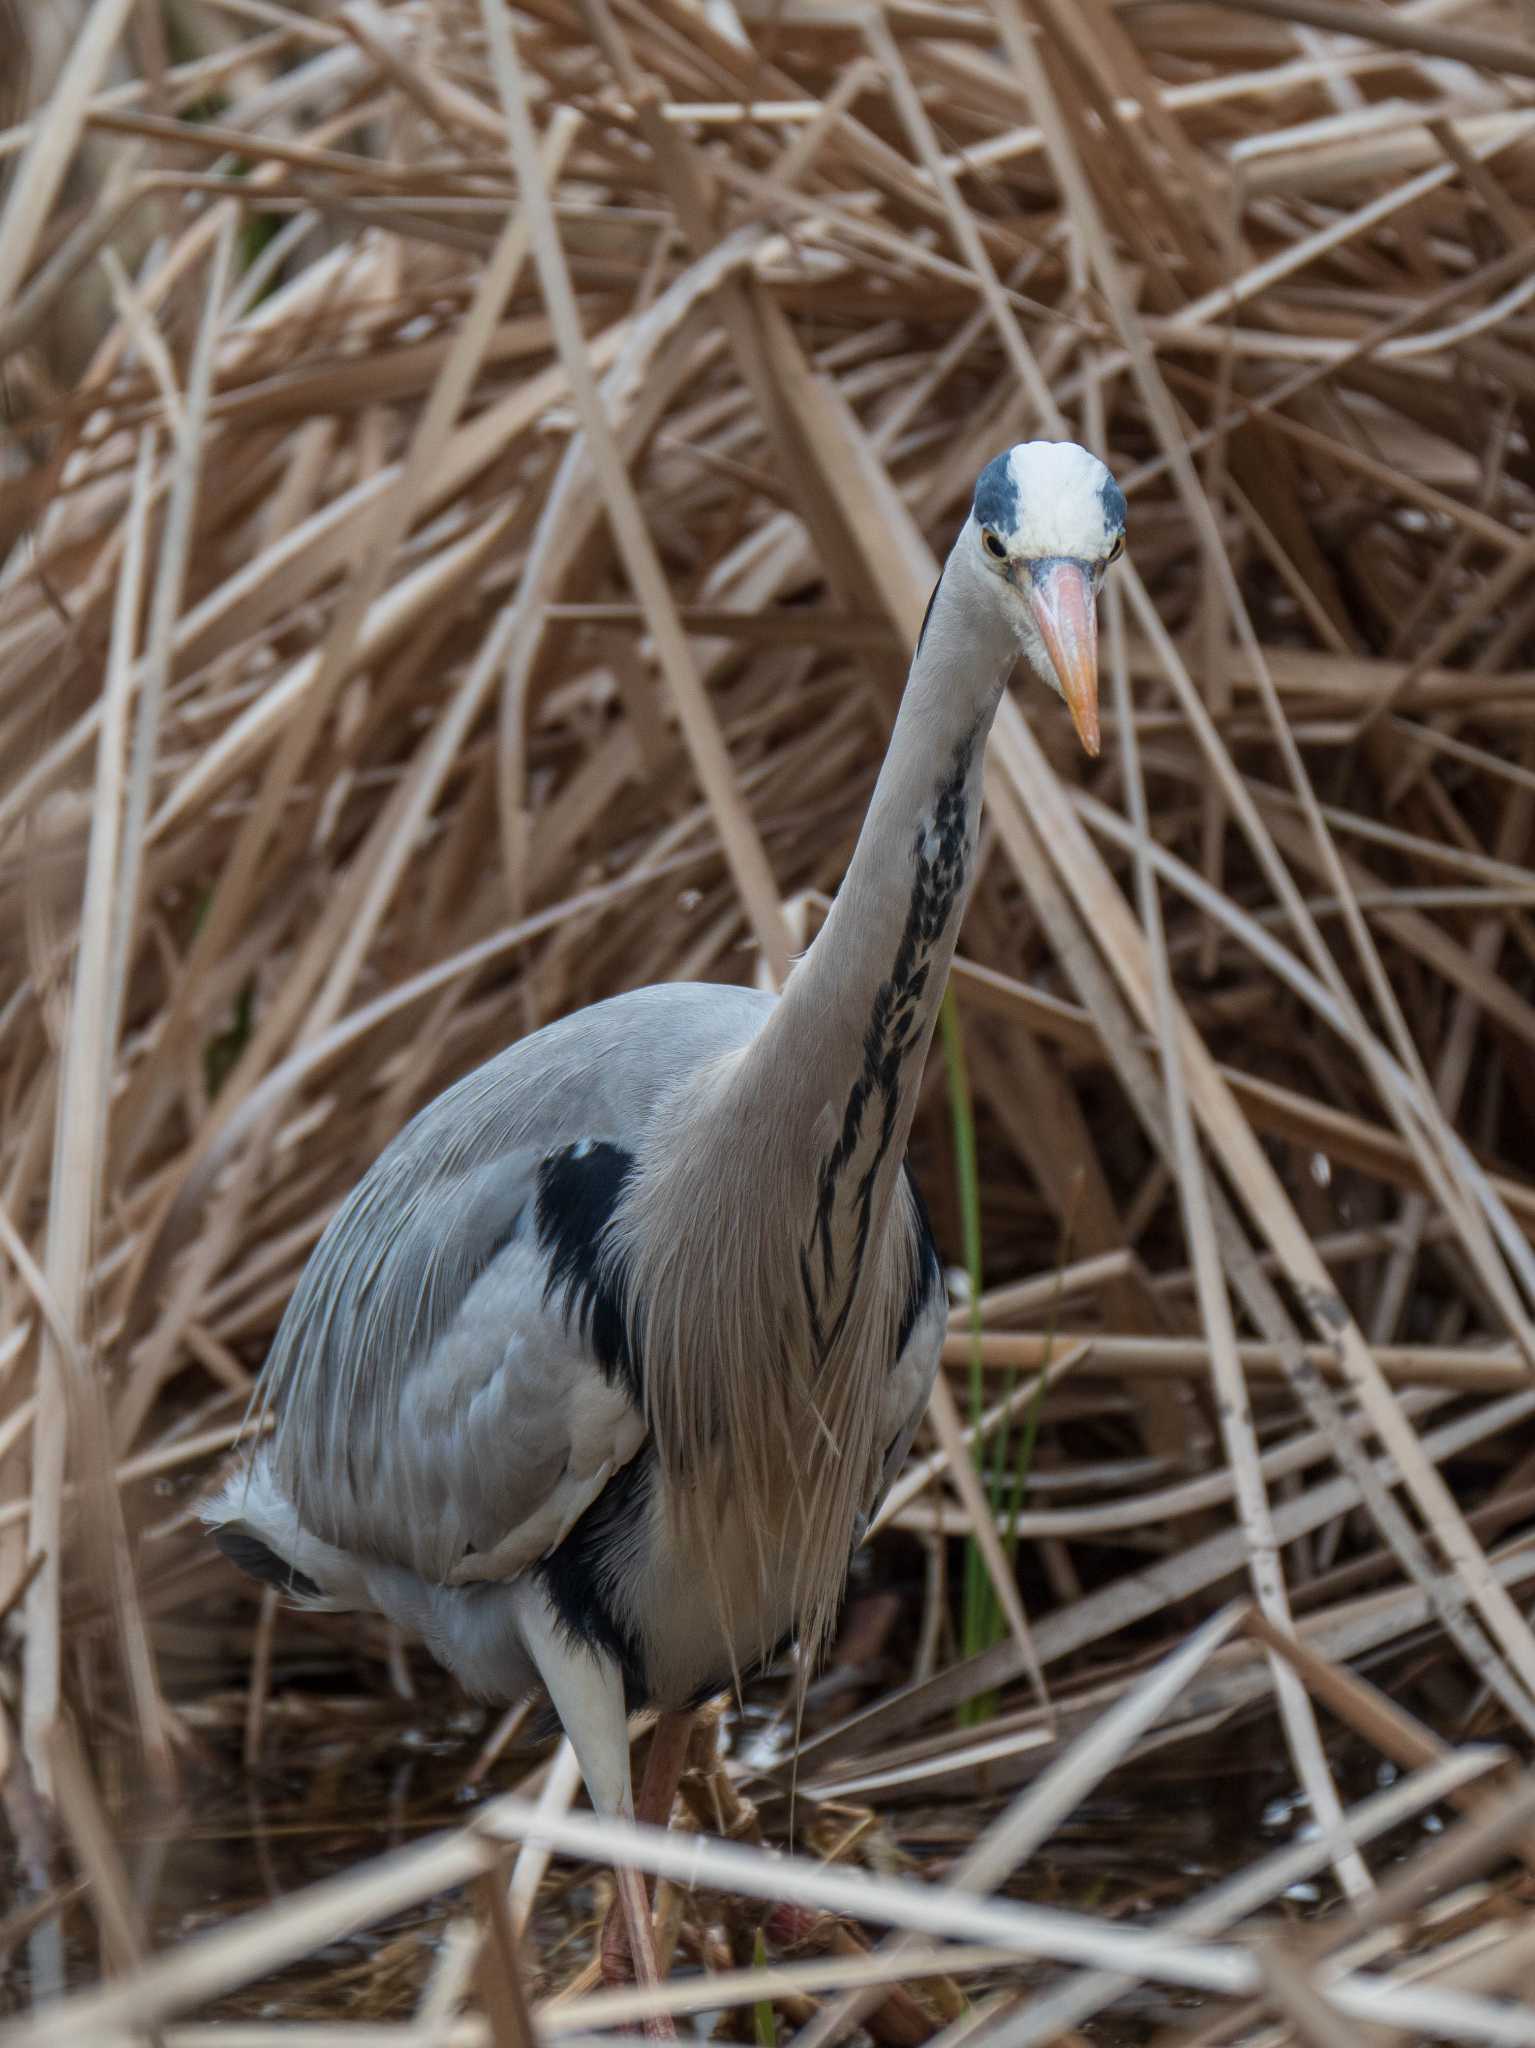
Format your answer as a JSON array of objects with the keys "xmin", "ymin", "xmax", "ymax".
[
  {"xmin": 3, "ymin": 1645, "xmax": 1466, "ymax": 2042},
  {"xmin": 5, "ymin": 1527, "xmax": 1518, "ymax": 2041}
]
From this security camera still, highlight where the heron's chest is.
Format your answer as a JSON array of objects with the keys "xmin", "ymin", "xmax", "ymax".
[{"xmin": 617, "ymin": 1473, "xmax": 830, "ymax": 1709}]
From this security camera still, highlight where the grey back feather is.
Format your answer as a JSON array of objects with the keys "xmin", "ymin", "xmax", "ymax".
[{"xmin": 260, "ymin": 982, "xmax": 774, "ymax": 1564}]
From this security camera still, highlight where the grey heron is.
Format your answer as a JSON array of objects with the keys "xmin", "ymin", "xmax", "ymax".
[{"xmin": 206, "ymin": 439, "xmax": 1125, "ymax": 2016}]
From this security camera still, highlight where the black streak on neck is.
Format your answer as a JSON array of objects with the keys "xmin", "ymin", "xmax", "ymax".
[
  {"xmin": 914, "ymin": 573, "xmax": 942, "ymax": 658},
  {"xmin": 801, "ymin": 735, "xmax": 975, "ymax": 1351}
]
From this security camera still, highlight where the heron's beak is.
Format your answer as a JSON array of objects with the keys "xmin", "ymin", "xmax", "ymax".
[{"xmin": 1026, "ymin": 558, "xmax": 1101, "ymax": 758}]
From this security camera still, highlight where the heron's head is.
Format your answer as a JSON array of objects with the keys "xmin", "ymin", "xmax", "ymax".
[{"xmin": 968, "ymin": 440, "xmax": 1126, "ymax": 757}]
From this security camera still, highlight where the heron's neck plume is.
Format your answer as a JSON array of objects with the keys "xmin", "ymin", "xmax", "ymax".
[{"xmin": 616, "ymin": 543, "xmax": 1015, "ymax": 1674}]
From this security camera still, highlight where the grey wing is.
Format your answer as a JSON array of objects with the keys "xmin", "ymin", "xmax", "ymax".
[
  {"xmin": 258, "ymin": 1143, "xmax": 640, "ymax": 1587},
  {"xmin": 251, "ymin": 982, "xmax": 775, "ymax": 1589}
]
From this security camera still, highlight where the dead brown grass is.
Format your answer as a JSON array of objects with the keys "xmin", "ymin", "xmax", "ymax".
[{"xmin": 5, "ymin": 0, "xmax": 1535, "ymax": 2041}]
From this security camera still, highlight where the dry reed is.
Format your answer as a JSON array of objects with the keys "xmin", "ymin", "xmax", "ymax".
[{"xmin": 4, "ymin": 0, "xmax": 1535, "ymax": 2040}]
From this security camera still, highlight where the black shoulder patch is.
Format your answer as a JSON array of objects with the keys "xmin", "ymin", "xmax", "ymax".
[
  {"xmin": 973, "ymin": 451, "xmax": 1019, "ymax": 536},
  {"xmin": 1099, "ymin": 470, "xmax": 1127, "ymax": 536},
  {"xmin": 896, "ymin": 1167, "xmax": 943, "ymax": 1358},
  {"xmin": 215, "ymin": 1526, "xmax": 322, "ymax": 1601},
  {"xmin": 536, "ymin": 1141, "xmax": 641, "ymax": 1400}
]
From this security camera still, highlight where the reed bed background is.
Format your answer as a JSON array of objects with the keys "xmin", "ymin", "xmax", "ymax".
[{"xmin": 5, "ymin": 0, "xmax": 1535, "ymax": 2040}]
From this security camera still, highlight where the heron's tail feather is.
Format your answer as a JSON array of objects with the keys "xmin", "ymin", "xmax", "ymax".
[
  {"xmin": 201, "ymin": 1452, "xmax": 369, "ymax": 1612},
  {"xmin": 205, "ymin": 1455, "xmax": 540, "ymax": 1702}
]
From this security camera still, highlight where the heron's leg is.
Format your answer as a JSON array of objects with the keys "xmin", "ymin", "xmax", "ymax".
[
  {"xmin": 599, "ymin": 1709, "xmax": 695, "ymax": 1984},
  {"xmin": 636, "ymin": 1711, "xmax": 697, "ymax": 1826},
  {"xmin": 516, "ymin": 1592, "xmax": 675, "ymax": 2040}
]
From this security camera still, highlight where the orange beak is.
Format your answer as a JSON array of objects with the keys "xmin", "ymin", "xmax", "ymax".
[{"xmin": 1026, "ymin": 559, "xmax": 1101, "ymax": 758}]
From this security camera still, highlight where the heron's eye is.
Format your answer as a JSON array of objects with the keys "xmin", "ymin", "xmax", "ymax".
[
  {"xmin": 1107, "ymin": 534, "xmax": 1125, "ymax": 563},
  {"xmin": 982, "ymin": 529, "xmax": 1007, "ymax": 561}
]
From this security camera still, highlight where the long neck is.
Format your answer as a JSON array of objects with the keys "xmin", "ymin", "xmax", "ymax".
[
  {"xmin": 728, "ymin": 541, "xmax": 1018, "ymax": 1342},
  {"xmin": 616, "ymin": 542, "xmax": 1018, "ymax": 1675}
]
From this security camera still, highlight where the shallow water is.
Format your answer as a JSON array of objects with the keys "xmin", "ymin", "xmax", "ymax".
[
  {"xmin": 3, "ymin": 1662, "xmax": 1398, "ymax": 2040},
  {"xmin": 1, "ymin": 1583, "xmax": 1490, "ymax": 2040}
]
